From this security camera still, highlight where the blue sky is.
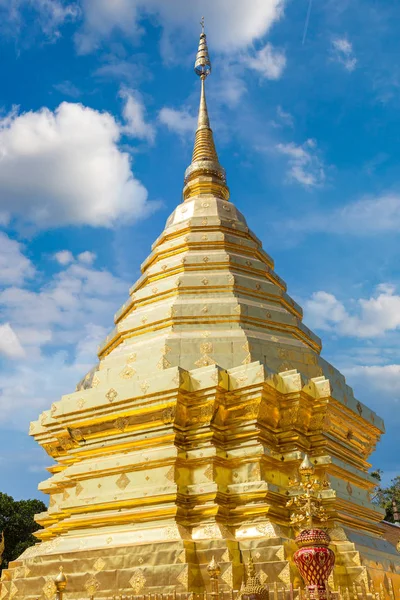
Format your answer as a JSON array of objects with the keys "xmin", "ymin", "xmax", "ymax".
[{"xmin": 0, "ymin": 0, "xmax": 399, "ymax": 500}]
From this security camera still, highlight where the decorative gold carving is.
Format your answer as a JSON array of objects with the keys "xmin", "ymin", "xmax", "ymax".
[
  {"xmin": 259, "ymin": 570, "xmax": 268, "ymax": 585},
  {"xmin": 62, "ymin": 489, "xmax": 70, "ymax": 501},
  {"xmin": 141, "ymin": 315, "xmax": 148, "ymax": 324},
  {"xmin": 202, "ymin": 234, "xmax": 208, "ymax": 240},
  {"xmin": 129, "ymin": 569, "xmax": 146, "ymax": 593},
  {"xmin": 221, "ymin": 548, "xmax": 230, "ymax": 562},
  {"xmin": 128, "ymin": 352, "xmax": 137, "ymax": 363},
  {"xmin": 120, "ymin": 365, "xmax": 135, "ymax": 379},
  {"xmin": 177, "ymin": 550, "xmax": 186, "ymax": 563},
  {"xmin": 200, "ymin": 342, "xmax": 213, "ymax": 354},
  {"xmin": 84, "ymin": 575, "xmax": 100, "ymax": 597},
  {"xmin": 141, "ymin": 381, "xmax": 149, "ymax": 394},
  {"xmin": 157, "ymin": 356, "xmax": 171, "ymax": 369},
  {"xmin": 43, "ymin": 579, "xmax": 57, "ymax": 599},
  {"xmin": 195, "ymin": 355, "xmax": 215, "ymax": 367},
  {"xmin": 8, "ymin": 583, "xmax": 18, "ymax": 600},
  {"xmin": 202, "ymin": 202, "xmax": 210, "ymax": 208},
  {"xmin": 114, "ymin": 417, "xmax": 129, "ymax": 431},
  {"xmin": 93, "ymin": 557, "xmax": 106, "ymax": 572},
  {"xmin": 106, "ymin": 388, "xmax": 118, "ymax": 403},
  {"xmin": 202, "ymin": 277, "xmax": 209, "ymax": 285},
  {"xmin": 0, "ymin": 583, "xmax": 8, "ymax": 600},
  {"xmin": 152, "ymin": 287, "xmax": 158, "ymax": 293},
  {"xmin": 162, "ymin": 406, "xmax": 176, "ymax": 424},
  {"xmin": 202, "ymin": 218, "xmax": 208, "ymax": 225},
  {"xmin": 278, "ymin": 563, "xmax": 291, "ymax": 586},
  {"xmin": 203, "ymin": 256, "xmax": 209, "ymax": 263},
  {"xmin": 116, "ymin": 473, "xmax": 130, "ymax": 490},
  {"xmin": 177, "ymin": 565, "xmax": 189, "ymax": 587},
  {"xmin": 200, "ymin": 403, "xmax": 214, "ymax": 420},
  {"xmin": 204, "ymin": 464, "xmax": 214, "ymax": 480},
  {"xmin": 202, "ymin": 305, "xmax": 209, "ymax": 313},
  {"xmin": 75, "ymin": 482, "xmax": 83, "ymax": 496},
  {"xmin": 165, "ymin": 466, "xmax": 175, "ymax": 482},
  {"xmin": 92, "ymin": 374, "xmax": 100, "ymax": 388},
  {"xmin": 347, "ymin": 481, "xmax": 353, "ymax": 495},
  {"xmin": 50, "ymin": 403, "xmax": 57, "ymax": 416},
  {"xmin": 256, "ymin": 522, "xmax": 276, "ymax": 538},
  {"xmin": 356, "ymin": 401, "xmax": 363, "ymax": 416},
  {"xmin": 77, "ymin": 397, "xmax": 85, "ymax": 409},
  {"xmin": 161, "ymin": 264, "xmax": 168, "ymax": 271},
  {"xmin": 221, "ymin": 564, "xmax": 233, "ymax": 588}
]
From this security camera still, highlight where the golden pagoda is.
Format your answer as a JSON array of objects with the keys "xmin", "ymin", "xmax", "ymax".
[{"xmin": 2, "ymin": 26, "xmax": 400, "ymax": 600}]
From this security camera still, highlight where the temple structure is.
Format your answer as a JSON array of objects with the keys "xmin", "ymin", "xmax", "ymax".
[{"xmin": 1, "ymin": 27, "xmax": 399, "ymax": 600}]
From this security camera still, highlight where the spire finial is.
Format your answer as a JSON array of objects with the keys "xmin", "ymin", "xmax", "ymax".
[{"xmin": 183, "ymin": 24, "xmax": 229, "ymax": 202}]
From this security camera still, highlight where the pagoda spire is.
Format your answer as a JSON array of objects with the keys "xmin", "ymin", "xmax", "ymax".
[{"xmin": 183, "ymin": 21, "xmax": 230, "ymax": 202}]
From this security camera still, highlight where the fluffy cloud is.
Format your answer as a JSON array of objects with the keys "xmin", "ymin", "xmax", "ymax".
[
  {"xmin": 0, "ymin": 246, "xmax": 129, "ymax": 427},
  {"xmin": 343, "ymin": 364, "xmax": 400, "ymax": 397},
  {"xmin": 75, "ymin": 0, "xmax": 285, "ymax": 54},
  {"xmin": 287, "ymin": 193, "xmax": 400, "ymax": 235},
  {"xmin": 53, "ymin": 250, "xmax": 74, "ymax": 265},
  {"xmin": 0, "ymin": 323, "xmax": 25, "ymax": 359},
  {"xmin": 120, "ymin": 88, "xmax": 156, "ymax": 143},
  {"xmin": 331, "ymin": 37, "xmax": 357, "ymax": 72},
  {"xmin": 0, "ymin": 101, "xmax": 155, "ymax": 229},
  {"xmin": 0, "ymin": 233, "xmax": 34, "ymax": 284},
  {"xmin": 159, "ymin": 107, "xmax": 197, "ymax": 136},
  {"xmin": 305, "ymin": 285, "xmax": 400, "ymax": 338},
  {"xmin": 0, "ymin": 0, "xmax": 79, "ymax": 41},
  {"xmin": 276, "ymin": 138, "xmax": 326, "ymax": 187},
  {"xmin": 242, "ymin": 43, "xmax": 286, "ymax": 80}
]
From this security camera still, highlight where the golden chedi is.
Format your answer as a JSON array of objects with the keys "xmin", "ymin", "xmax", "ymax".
[{"xmin": 1, "ymin": 25, "xmax": 399, "ymax": 600}]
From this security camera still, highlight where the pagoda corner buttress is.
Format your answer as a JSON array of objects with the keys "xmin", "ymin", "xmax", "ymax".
[{"xmin": 1, "ymin": 25, "xmax": 399, "ymax": 600}]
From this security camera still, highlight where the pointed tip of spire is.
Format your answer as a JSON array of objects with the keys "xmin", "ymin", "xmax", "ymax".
[
  {"xmin": 183, "ymin": 23, "xmax": 229, "ymax": 202},
  {"xmin": 195, "ymin": 20, "xmax": 211, "ymax": 78}
]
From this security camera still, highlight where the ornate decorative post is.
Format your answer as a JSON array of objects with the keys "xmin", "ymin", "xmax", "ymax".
[
  {"xmin": 207, "ymin": 556, "xmax": 221, "ymax": 600},
  {"xmin": 286, "ymin": 455, "xmax": 335, "ymax": 599},
  {"xmin": 54, "ymin": 566, "xmax": 67, "ymax": 600}
]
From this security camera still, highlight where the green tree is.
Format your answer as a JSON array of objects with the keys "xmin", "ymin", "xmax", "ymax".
[
  {"xmin": 370, "ymin": 471, "xmax": 400, "ymax": 523},
  {"xmin": 0, "ymin": 492, "xmax": 46, "ymax": 570}
]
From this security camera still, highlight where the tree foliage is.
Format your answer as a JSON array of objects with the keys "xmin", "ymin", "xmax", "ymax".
[
  {"xmin": 370, "ymin": 470, "xmax": 400, "ymax": 523},
  {"xmin": 0, "ymin": 492, "xmax": 46, "ymax": 570}
]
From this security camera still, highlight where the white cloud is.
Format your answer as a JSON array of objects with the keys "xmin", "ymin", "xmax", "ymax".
[
  {"xmin": 242, "ymin": 43, "xmax": 286, "ymax": 80},
  {"xmin": 305, "ymin": 285, "xmax": 400, "ymax": 338},
  {"xmin": 53, "ymin": 80, "xmax": 81, "ymax": 98},
  {"xmin": 332, "ymin": 37, "xmax": 357, "ymax": 72},
  {"xmin": 0, "ymin": 101, "xmax": 155, "ymax": 229},
  {"xmin": 0, "ymin": 323, "xmax": 25, "ymax": 359},
  {"xmin": 343, "ymin": 365, "xmax": 400, "ymax": 397},
  {"xmin": 75, "ymin": 0, "xmax": 285, "ymax": 55},
  {"xmin": 276, "ymin": 138, "xmax": 326, "ymax": 187},
  {"xmin": 120, "ymin": 88, "xmax": 155, "ymax": 143},
  {"xmin": 275, "ymin": 105, "xmax": 294, "ymax": 127},
  {"xmin": 159, "ymin": 107, "xmax": 197, "ymax": 136},
  {"xmin": 78, "ymin": 250, "xmax": 96, "ymax": 265},
  {"xmin": 0, "ymin": 247, "xmax": 129, "ymax": 427},
  {"xmin": 288, "ymin": 193, "xmax": 400, "ymax": 235},
  {"xmin": 0, "ymin": 232, "xmax": 34, "ymax": 285},
  {"xmin": 53, "ymin": 250, "xmax": 74, "ymax": 265},
  {"xmin": 0, "ymin": 0, "xmax": 79, "ymax": 41}
]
